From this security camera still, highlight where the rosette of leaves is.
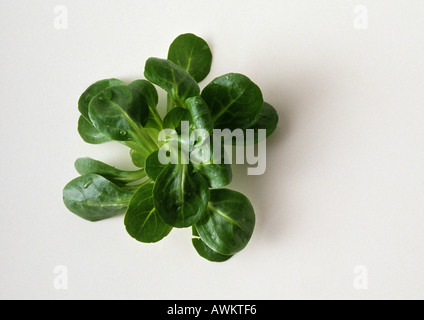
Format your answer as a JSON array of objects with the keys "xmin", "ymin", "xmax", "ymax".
[{"xmin": 63, "ymin": 33, "xmax": 279, "ymax": 262}]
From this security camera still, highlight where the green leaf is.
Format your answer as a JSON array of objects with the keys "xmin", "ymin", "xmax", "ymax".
[
  {"xmin": 245, "ymin": 102, "xmax": 279, "ymax": 144},
  {"xmin": 144, "ymin": 150, "xmax": 166, "ymax": 181},
  {"xmin": 130, "ymin": 149, "xmax": 145, "ymax": 168},
  {"xmin": 128, "ymin": 79, "xmax": 159, "ymax": 110},
  {"xmin": 166, "ymin": 93, "xmax": 176, "ymax": 113},
  {"xmin": 192, "ymin": 227, "xmax": 233, "ymax": 262},
  {"xmin": 185, "ymin": 96, "xmax": 213, "ymax": 134},
  {"xmin": 193, "ymin": 162, "xmax": 232, "ymax": 189},
  {"xmin": 162, "ymin": 107, "xmax": 191, "ymax": 134},
  {"xmin": 201, "ymin": 73, "xmax": 263, "ymax": 130},
  {"xmin": 162, "ymin": 97, "xmax": 231, "ymax": 188},
  {"xmin": 77, "ymin": 79, "xmax": 126, "ymax": 146},
  {"xmin": 63, "ymin": 174, "xmax": 133, "ymax": 222},
  {"xmin": 168, "ymin": 33, "xmax": 212, "ymax": 83},
  {"xmin": 163, "ymin": 98, "xmax": 213, "ymax": 151},
  {"xmin": 78, "ymin": 78, "xmax": 125, "ymax": 122},
  {"xmin": 153, "ymin": 163, "xmax": 209, "ymax": 228},
  {"xmin": 195, "ymin": 189, "xmax": 255, "ymax": 255},
  {"xmin": 74, "ymin": 157, "xmax": 145, "ymax": 184},
  {"xmin": 124, "ymin": 183, "xmax": 172, "ymax": 243},
  {"xmin": 191, "ymin": 134, "xmax": 232, "ymax": 189},
  {"xmin": 129, "ymin": 79, "xmax": 163, "ymax": 140},
  {"xmin": 88, "ymin": 85, "xmax": 150, "ymax": 141},
  {"xmin": 88, "ymin": 85, "xmax": 158, "ymax": 158},
  {"xmin": 77, "ymin": 115, "xmax": 112, "ymax": 144},
  {"xmin": 144, "ymin": 57, "xmax": 200, "ymax": 108}
]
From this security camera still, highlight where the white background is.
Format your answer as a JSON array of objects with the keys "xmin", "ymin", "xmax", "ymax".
[{"xmin": 1, "ymin": 0, "xmax": 423, "ymax": 300}]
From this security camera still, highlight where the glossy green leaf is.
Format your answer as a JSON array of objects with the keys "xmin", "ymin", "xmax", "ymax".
[
  {"xmin": 88, "ymin": 85, "xmax": 158, "ymax": 158},
  {"xmin": 77, "ymin": 115, "xmax": 112, "ymax": 144},
  {"xmin": 193, "ymin": 162, "xmax": 232, "ymax": 189},
  {"xmin": 128, "ymin": 79, "xmax": 159, "ymax": 110},
  {"xmin": 63, "ymin": 33, "xmax": 277, "ymax": 263},
  {"xmin": 144, "ymin": 150, "xmax": 166, "ymax": 181},
  {"xmin": 163, "ymin": 98, "xmax": 213, "ymax": 151},
  {"xmin": 185, "ymin": 96, "xmax": 213, "ymax": 134},
  {"xmin": 144, "ymin": 57, "xmax": 200, "ymax": 108},
  {"xmin": 88, "ymin": 85, "xmax": 150, "ymax": 141},
  {"xmin": 192, "ymin": 227, "xmax": 233, "ymax": 262},
  {"xmin": 162, "ymin": 98, "xmax": 231, "ymax": 188},
  {"xmin": 130, "ymin": 149, "xmax": 145, "ymax": 168},
  {"xmin": 191, "ymin": 134, "xmax": 232, "ymax": 188},
  {"xmin": 166, "ymin": 94, "xmax": 176, "ymax": 113},
  {"xmin": 63, "ymin": 174, "xmax": 133, "ymax": 222},
  {"xmin": 153, "ymin": 163, "xmax": 209, "ymax": 228},
  {"xmin": 201, "ymin": 73, "xmax": 263, "ymax": 130},
  {"xmin": 195, "ymin": 189, "xmax": 255, "ymax": 255},
  {"xmin": 129, "ymin": 79, "xmax": 163, "ymax": 139},
  {"xmin": 168, "ymin": 33, "xmax": 212, "ymax": 83},
  {"xmin": 162, "ymin": 107, "xmax": 191, "ymax": 134},
  {"xmin": 74, "ymin": 157, "xmax": 145, "ymax": 184},
  {"xmin": 245, "ymin": 102, "xmax": 279, "ymax": 144},
  {"xmin": 78, "ymin": 78, "xmax": 125, "ymax": 122},
  {"xmin": 124, "ymin": 183, "xmax": 172, "ymax": 243}
]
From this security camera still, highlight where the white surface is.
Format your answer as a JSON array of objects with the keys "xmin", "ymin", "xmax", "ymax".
[{"xmin": 1, "ymin": 0, "xmax": 423, "ymax": 300}]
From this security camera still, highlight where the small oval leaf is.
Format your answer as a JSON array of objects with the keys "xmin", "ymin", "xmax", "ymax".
[
  {"xmin": 144, "ymin": 57, "xmax": 200, "ymax": 108},
  {"xmin": 153, "ymin": 164, "xmax": 209, "ymax": 228},
  {"xmin": 168, "ymin": 33, "xmax": 212, "ymax": 83},
  {"xmin": 124, "ymin": 183, "xmax": 172, "ymax": 243},
  {"xmin": 144, "ymin": 150, "xmax": 166, "ymax": 181},
  {"xmin": 88, "ymin": 85, "xmax": 150, "ymax": 142},
  {"xmin": 77, "ymin": 115, "xmax": 111, "ymax": 144},
  {"xmin": 195, "ymin": 189, "xmax": 255, "ymax": 255},
  {"xmin": 245, "ymin": 102, "xmax": 279, "ymax": 144},
  {"xmin": 78, "ymin": 78, "xmax": 125, "ymax": 122},
  {"xmin": 201, "ymin": 73, "xmax": 263, "ymax": 130},
  {"xmin": 192, "ymin": 226, "xmax": 233, "ymax": 262},
  {"xmin": 63, "ymin": 174, "xmax": 133, "ymax": 222}
]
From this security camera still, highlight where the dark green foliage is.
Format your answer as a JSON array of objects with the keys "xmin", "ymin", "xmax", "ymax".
[
  {"xmin": 124, "ymin": 183, "xmax": 172, "ymax": 243},
  {"xmin": 63, "ymin": 33, "xmax": 278, "ymax": 262}
]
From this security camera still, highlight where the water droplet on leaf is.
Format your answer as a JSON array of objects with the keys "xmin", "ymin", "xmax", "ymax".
[{"xmin": 83, "ymin": 182, "xmax": 92, "ymax": 189}]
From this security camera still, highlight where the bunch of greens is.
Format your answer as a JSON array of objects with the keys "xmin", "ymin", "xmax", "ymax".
[{"xmin": 63, "ymin": 33, "xmax": 278, "ymax": 262}]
